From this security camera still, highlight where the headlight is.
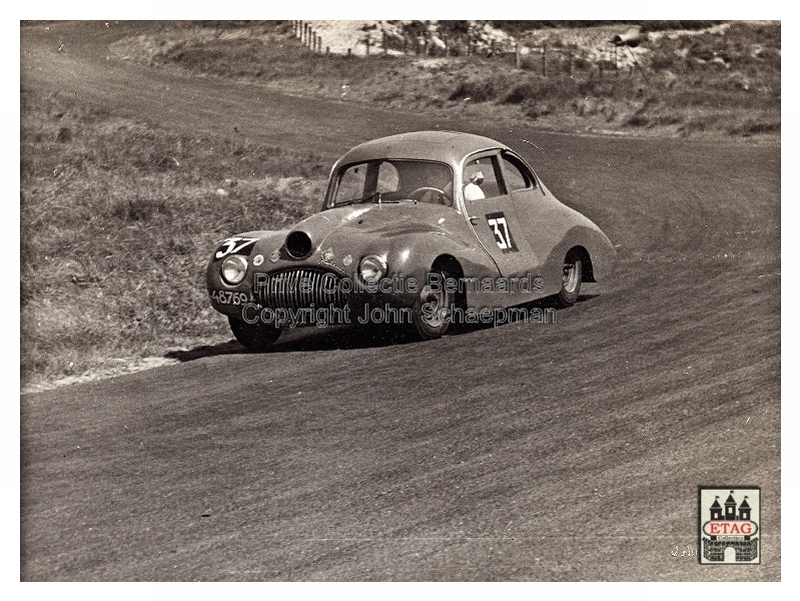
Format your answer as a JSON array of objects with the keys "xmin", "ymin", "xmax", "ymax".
[
  {"xmin": 221, "ymin": 255, "xmax": 248, "ymax": 285},
  {"xmin": 358, "ymin": 254, "xmax": 387, "ymax": 283}
]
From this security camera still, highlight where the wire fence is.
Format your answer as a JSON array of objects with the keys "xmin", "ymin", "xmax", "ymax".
[{"xmin": 292, "ymin": 21, "xmax": 646, "ymax": 79}]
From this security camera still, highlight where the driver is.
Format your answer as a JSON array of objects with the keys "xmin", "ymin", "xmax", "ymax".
[
  {"xmin": 398, "ymin": 162, "xmax": 451, "ymax": 205},
  {"xmin": 463, "ymin": 171, "xmax": 486, "ymax": 200}
]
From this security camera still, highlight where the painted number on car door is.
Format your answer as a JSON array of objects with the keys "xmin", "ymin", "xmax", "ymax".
[{"xmin": 485, "ymin": 212, "xmax": 518, "ymax": 253}]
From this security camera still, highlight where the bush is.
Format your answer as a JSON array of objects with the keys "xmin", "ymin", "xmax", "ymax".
[
  {"xmin": 503, "ymin": 83, "xmax": 538, "ymax": 104},
  {"xmin": 448, "ymin": 80, "xmax": 498, "ymax": 102}
]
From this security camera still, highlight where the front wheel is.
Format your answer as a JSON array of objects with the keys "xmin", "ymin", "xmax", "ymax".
[
  {"xmin": 555, "ymin": 252, "xmax": 583, "ymax": 307},
  {"xmin": 411, "ymin": 268, "xmax": 454, "ymax": 339},
  {"xmin": 228, "ymin": 315, "xmax": 281, "ymax": 351}
]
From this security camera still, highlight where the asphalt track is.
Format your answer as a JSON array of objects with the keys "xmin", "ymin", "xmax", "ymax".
[{"xmin": 20, "ymin": 22, "xmax": 781, "ymax": 581}]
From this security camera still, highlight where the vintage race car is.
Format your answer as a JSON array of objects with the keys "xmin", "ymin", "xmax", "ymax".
[{"xmin": 206, "ymin": 131, "xmax": 615, "ymax": 349}]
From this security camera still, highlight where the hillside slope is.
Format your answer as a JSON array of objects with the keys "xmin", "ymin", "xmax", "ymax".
[{"xmin": 108, "ymin": 20, "xmax": 780, "ymax": 138}]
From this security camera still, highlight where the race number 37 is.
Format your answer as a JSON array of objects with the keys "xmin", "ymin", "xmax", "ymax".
[
  {"xmin": 214, "ymin": 237, "xmax": 259, "ymax": 260},
  {"xmin": 485, "ymin": 212, "xmax": 518, "ymax": 253}
]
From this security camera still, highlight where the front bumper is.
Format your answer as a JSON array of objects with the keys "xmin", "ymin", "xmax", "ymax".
[{"xmin": 207, "ymin": 265, "xmax": 419, "ymax": 328}]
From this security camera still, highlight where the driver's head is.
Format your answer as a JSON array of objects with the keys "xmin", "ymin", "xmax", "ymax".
[{"xmin": 469, "ymin": 171, "xmax": 485, "ymax": 186}]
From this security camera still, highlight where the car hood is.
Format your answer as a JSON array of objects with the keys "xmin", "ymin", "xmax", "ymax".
[
  {"xmin": 264, "ymin": 202, "xmax": 457, "ymax": 249},
  {"xmin": 305, "ymin": 202, "xmax": 459, "ymax": 237},
  {"xmin": 241, "ymin": 202, "xmax": 470, "ymax": 276}
]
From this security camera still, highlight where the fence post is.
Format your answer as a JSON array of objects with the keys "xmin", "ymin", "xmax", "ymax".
[
  {"xmin": 383, "ymin": 31, "xmax": 388, "ymax": 54},
  {"xmin": 542, "ymin": 43, "xmax": 546, "ymax": 77},
  {"xmin": 365, "ymin": 38, "xmax": 370, "ymax": 55}
]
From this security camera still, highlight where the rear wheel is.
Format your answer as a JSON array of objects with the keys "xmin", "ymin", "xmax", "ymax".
[
  {"xmin": 228, "ymin": 315, "xmax": 281, "ymax": 351},
  {"xmin": 556, "ymin": 252, "xmax": 583, "ymax": 307},
  {"xmin": 411, "ymin": 267, "xmax": 454, "ymax": 339}
]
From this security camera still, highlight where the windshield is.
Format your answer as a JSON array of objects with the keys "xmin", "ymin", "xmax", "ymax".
[{"xmin": 328, "ymin": 159, "xmax": 454, "ymax": 207}]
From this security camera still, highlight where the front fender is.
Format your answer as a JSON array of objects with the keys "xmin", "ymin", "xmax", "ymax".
[{"xmin": 206, "ymin": 229, "xmax": 288, "ymax": 315}]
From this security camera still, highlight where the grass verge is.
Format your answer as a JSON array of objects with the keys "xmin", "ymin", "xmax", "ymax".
[{"xmin": 20, "ymin": 89, "xmax": 329, "ymax": 389}]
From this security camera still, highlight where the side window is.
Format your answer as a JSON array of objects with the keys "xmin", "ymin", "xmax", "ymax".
[
  {"xmin": 501, "ymin": 154, "xmax": 535, "ymax": 191},
  {"xmin": 463, "ymin": 156, "xmax": 505, "ymax": 200},
  {"xmin": 335, "ymin": 164, "xmax": 367, "ymax": 204}
]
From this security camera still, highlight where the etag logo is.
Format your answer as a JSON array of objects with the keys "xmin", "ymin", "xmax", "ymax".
[{"xmin": 699, "ymin": 487, "xmax": 761, "ymax": 564}]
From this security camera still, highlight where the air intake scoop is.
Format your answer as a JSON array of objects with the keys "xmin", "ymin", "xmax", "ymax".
[{"xmin": 285, "ymin": 230, "xmax": 313, "ymax": 259}]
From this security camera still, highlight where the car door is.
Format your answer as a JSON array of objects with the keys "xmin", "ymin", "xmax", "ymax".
[
  {"xmin": 462, "ymin": 152, "xmax": 538, "ymax": 279},
  {"xmin": 500, "ymin": 150, "xmax": 572, "ymax": 284}
]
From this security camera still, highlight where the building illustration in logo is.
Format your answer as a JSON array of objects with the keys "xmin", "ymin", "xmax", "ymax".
[{"xmin": 699, "ymin": 488, "xmax": 760, "ymax": 564}]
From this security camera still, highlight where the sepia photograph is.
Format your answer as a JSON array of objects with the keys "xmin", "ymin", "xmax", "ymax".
[{"xmin": 19, "ymin": 10, "xmax": 783, "ymax": 585}]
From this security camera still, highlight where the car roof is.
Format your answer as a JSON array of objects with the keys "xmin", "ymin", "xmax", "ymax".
[{"xmin": 334, "ymin": 131, "xmax": 507, "ymax": 167}]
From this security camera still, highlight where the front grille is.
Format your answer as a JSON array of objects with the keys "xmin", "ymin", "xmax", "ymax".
[{"xmin": 254, "ymin": 268, "xmax": 349, "ymax": 310}]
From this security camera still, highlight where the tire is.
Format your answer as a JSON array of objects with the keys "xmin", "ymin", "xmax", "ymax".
[
  {"xmin": 228, "ymin": 315, "xmax": 281, "ymax": 351},
  {"xmin": 411, "ymin": 267, "xmax": 454, "ymax": 339},
  {"xmin": 556, "ymin": 252, "xmax": 583, "ymax": 307}
]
